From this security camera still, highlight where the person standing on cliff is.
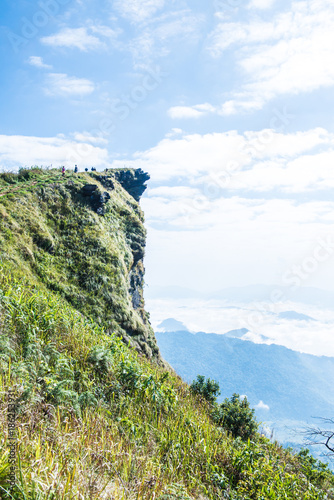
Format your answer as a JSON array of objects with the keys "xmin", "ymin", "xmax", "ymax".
[{"xmin": 61, "ymin": 166, "xmax": 65, "ymax": 177}]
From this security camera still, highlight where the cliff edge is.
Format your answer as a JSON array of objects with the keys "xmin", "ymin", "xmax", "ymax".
[{"xmin": 0, "ymin": 167, "xmax": 160, "ymax": 361}]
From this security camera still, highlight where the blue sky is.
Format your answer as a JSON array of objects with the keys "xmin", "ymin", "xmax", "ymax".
[{"xmin": 2, "ymin": 0, "xmax": 334, "ymax": 294}]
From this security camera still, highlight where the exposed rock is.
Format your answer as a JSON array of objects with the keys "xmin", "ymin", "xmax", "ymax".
[
  {"xmin": 112, "ymin": 169, "xmax": 150, "ymax": 202},
  {"xmin": 81, "ymin": 184, "xmax": 98, "ymax": 195},
  {"xmin": 91, "ymin": 191, "xmax": 111, "ymax": 215},
  {"xmin": 129, "ymin": 267, "xmax": 144, "ymax": 310},
  {"xmin": 95, "ymin": 176, "xmax": 115, "ymax": 190},
  {"xmin": 81, "ymin": 185, "xmax": 111, "ymax": 215},
  {"xmin": 90, "ymin": 169, "xmax": 148, "ymax": 202}
]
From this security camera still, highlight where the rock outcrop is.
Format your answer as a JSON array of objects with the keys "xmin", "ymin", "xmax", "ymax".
[
  {"xmin": 81, "ymin": 184, "xmax": 111, "ymax": 215},
  {"xmin": 98, "ymin": 168, "xmax": 150, "ymax": 202}
]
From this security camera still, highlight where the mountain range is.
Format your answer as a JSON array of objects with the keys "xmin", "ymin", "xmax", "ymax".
[{"xmin": 156, "ymin": 327, "xmax": 334, "ymax": 447}]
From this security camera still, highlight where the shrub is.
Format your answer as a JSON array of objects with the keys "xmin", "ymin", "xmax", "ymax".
[
  {"xmin": 87, "ymin": 346, "xmax": 113, "ymax": 377},
  {"xmin": 213, "ymin": 393, "xmax": 258, "ymax": 440},
  {"xmin": 297, "ymin": 448, "xmax": 334, "ymax": 487},
  {"xmin": 190, "ymin": 375, "xmax": 220, "ymax": 405},
  {"xmin": 0, "ymin": 173, "xmax": 17, "ymax": 185}
]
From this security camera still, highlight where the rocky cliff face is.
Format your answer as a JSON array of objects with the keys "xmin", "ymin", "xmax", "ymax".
[
  {"xmin": 0, "ymin": 167, "xmax": 160, "ymax": 362},
  {"xmin": 106, "ymin": 168, "xmax": 150, "ymax": 202}
]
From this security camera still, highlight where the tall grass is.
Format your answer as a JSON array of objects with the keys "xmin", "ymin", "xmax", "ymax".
[{"xmin": 0, "ymin": 265, "xmax": 333, "ymax": 499}]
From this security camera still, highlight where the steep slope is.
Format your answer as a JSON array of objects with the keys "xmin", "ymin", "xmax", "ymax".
[
  {"xmin": 1, "ymin": 259, "xmax": 333, "ymax": 499},
  {"xmin": 0, "ymin": 168, "xmax": 333, "ymax": 499},
  {"xmin": 0, "ymin": 167, "xmax": 159, "ymax": 360}
]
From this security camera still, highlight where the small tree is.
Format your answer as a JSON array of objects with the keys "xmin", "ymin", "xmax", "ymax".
[
  {"xmin": 190, "ymin": 375, "xmax": 221, "ymax": 405},
  {"xmin": 305, "ymin": 417, "xmax": 334, "ymax": 456},
  {"xmin": 213, "ymin": 393, "xmax": 258, "ymax": 440}
]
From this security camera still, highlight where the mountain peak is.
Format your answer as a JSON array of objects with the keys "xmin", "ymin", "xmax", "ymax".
[{"xmin": 157, "ymin": 318, "xmax": 189, "ymax": 332}]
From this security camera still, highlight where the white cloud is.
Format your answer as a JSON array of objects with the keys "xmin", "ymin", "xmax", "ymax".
[
  {"xmin": 168, "ymin": 106, "xmax": 205, "ymax": 119},
  {"xmin": 113, "ymin": 127, "xmax": 334, "ymax": 191},
  {"xmin": 110, "ymin": 125, "xmax": 334, "ymax": 307},
  {"xmin": 116, "ymin": 130, "xmax": 248, "ymax": 182},
  {"xmin": 71, "ymin": 132, "xmax": 108, "ymax": 145},
  {"xmin": 208, "ymin": 0, "xmax": 334, "ymax": 112},
  {"xmin": 228, "ymin": 150, "xmax": 334, "ymax": 193},
  {"xmin": 0, "ymin": 134, "xmax": 109, "ymax": 170},
  {"xmin": 41, "ymin": 27, "xmax": 104, "ymax": 51},
  {"xmin": 146, "ymin": 297, "xmax": 334, "ymax": 356},
  {"xmin": 28, "ymin": 56, "xmax": 52, "ymax": 69},
  {"xmin": 248, "ymin": 0, "xmax": 276, "ymax": 9},
  {"xmin": 144, "ymin": 193, "xmax": 334, "ymax": 234},
  {"xmin": 237, "ymin": 304, "xmax": 334, "ymax": 356},
  {"xmin": 113, "ymin": 0, "xmax": 165, "ymax": 23},
  {"xmin": 243, "ymin": 128, "xmax": 331, "ymax": 159},
  {"xmin": 45, "ymin": 73, "xmax": 95, "ymax": 97},
  {"xmin": 255, "ymin": 401, "xmax": 270, "ymax": 410},
  {"xmin": 148, "ymin": 186, "xmax": 200, "ymax": 199},
  {"xmin": 90, "ymin": 25, "xmax": 120, "ymax": 39},
  {"xmin": 166, "ymin": 128, "xmax": 183, "ymax": 137},
  {"xmin": 142, "ymin": 192, "xmax": 334, "ymax": 306},
  {"xmin": 168, "ymin": 103, "xmax": 216, "ymax": 119},
  {"xmin": 127, "ymin": 10, "xmax": 204, "ymax": 67}
]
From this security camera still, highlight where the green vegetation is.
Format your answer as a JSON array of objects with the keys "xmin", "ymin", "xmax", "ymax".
[
  {"xmin": 213, "ymin": 394, "xmax": 259, "ymax": 441},
  {"xmin": 190, "ymin": 375, "xmax": 221, "ymax": 405},
  {"xmin": 191, "ymin": 376, "xmax": 258, "ymax": 441},
  {"xmin": 0, "ymin": 168, "xmax": 333, "ymax": 499},
  {"xmin": 0, "ymin": 167, "xmax": 158, "ymax": 359}
]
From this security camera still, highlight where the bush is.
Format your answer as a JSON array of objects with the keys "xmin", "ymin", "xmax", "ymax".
[
  {"xmin": 297, "ymin": 448, "xmax": 333, "ymax": 487},
  {"xmin": 0, "ymin": 172, "xmax": 17, "ymax": 185},
  {"xmin": 213, "ymin": 393, "xmax": 258, "ymax": 440},
  {"xmin": 190, "ymin": 375, "xmax": 220, "ymax": 405},
  {"xmin": 87, "ymin": 346, "xmax": 113, "ymax": 377}
]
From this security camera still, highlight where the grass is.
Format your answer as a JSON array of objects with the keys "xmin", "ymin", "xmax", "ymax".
[
  {"xmin": 0, "ymin": 265, "xmax": 333, "ymax": 499},
  {"xmin": 0, "ymin": 167, "xmax": 159, "ymax": 360},
  {"xmin": 0, "ymin": 167, "xmax": 333, "ymax": 499}
]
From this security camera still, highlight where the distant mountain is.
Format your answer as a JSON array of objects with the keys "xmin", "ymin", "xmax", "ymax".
[
  {"xmin": 157, "ymin": 318, "xmax": 189, "ymax": 332},
  {"xmin": 278, "ymin": 311, "xmax": 315, "ymax": 321},
  {"xmin": 156, "ymin": 330, "xmax": 334, "ymax": 424},
  {"xmin": 223, "ymin": 328, "xmax": 270, "ymax": 343}
]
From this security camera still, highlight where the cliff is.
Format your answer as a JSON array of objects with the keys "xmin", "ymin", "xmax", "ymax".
[
  {"xmin": 0, "ymin": 167, "xmax": 159, "ymax": 361},
  {"xmin": 0, "ymin": 167, "xmax": 333, "ymax": 499}
]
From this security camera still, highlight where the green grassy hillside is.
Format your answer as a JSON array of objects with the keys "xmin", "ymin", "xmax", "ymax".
[
  {"xmin": 0, "ymin": 167, "xmax": 159, "ymax": 360},
  {"xmin": 0, "ymin": 168, "xmax": 333, "ymax": 499}
]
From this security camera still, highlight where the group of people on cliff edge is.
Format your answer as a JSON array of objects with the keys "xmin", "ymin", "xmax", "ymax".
[{"xmin": 61, "ymin": 165, "xmax": 99, "ymax": 176}]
